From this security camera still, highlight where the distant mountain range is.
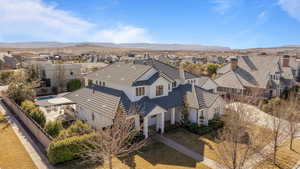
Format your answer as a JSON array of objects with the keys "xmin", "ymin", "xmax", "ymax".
[{"xmin": 0, "ymin": 42, "xmax": 231, "ymax": 51}]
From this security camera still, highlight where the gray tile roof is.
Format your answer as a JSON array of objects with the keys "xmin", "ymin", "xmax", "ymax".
[
  {"xmin": 134, "ymin": 59, "xmax": 198, "ymax": 80},
  {"xmin": 85, "ymin": 62, "xmax": 152, "ymax": 86},
  {"xmin": 65, "ymin": 84, "xmax": 222, "ymax": 118},
  {"xmin": 216, "ymin": 55, "xmax": 297, "ymax": 89},
  {"xmin": 136, "ymin": 84, "xmax": 221, "ymax": 115},
  {"xmin": 64, "ymin": 86, "xmax": 131, "ymax": 120}
]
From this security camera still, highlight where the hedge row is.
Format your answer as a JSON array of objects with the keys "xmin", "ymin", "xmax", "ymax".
[
  {"xmin": 47, "ymin": 133, "xmax": 95, "ymax": 164},
  {"xmin": 183, "ymin": 119, "xmax": 224, "ymax": 136}
]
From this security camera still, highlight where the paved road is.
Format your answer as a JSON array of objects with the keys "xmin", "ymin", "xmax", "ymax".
[
  {"xmin": 154, "ymin": 134, "xmax": 221, "ymax": 169},
  {"xmin": 0, "ymin": 100, "xmax": 53, "ymax": 169}
]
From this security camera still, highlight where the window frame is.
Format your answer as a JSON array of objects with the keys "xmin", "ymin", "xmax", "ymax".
[
  {"xmin": 135, "ymin": 87, "xmax": 145, "ymax": 96},
  {"xmin": 156, "ymin": 85, "xmax": 164, "ymax": 96}
]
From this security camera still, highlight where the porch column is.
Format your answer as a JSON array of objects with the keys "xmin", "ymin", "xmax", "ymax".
[
  {"xmin": 161, "ymin": 112, "xmax": 165, "ymax": 134},
  {"xmin": 143, "ymin": 116, "xmax": 149, "ymax": 138},
  {"xmin": 171, "ymin": 108, "xmax": 176, "ymax": 124},
  {"xmin": 156, "ymin": 115, "xmax": 160, "ymax": 131}
]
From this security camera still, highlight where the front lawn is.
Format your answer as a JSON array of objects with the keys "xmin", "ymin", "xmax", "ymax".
[
  {"xmin": 121, "ymin": 141, "xmax": 211, "ymax": 169},
  {"xmin": 165, "ymin": 126, "xmax": 272, "ymax": 165},
  {"xmin": 0, "ymin": 113, "xmax": 37, "ymax": 169},
  {"xmin": 55, "ymin": 141, "xmax": 212, "ymax": 169},
  {"xmin": 254, "ymin": 139, "xmax": 300, "ymax": 169}
]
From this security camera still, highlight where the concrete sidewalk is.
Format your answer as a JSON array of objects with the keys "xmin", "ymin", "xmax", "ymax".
[
  {"xmin": 154, "ymin": 134, "xmax": 221, "ymax": 169},
  {"xmin": 0, "ymin": 100, "xmax": 53, "ymax": 169}
]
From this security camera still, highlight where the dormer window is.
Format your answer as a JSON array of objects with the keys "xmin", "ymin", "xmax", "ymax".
[
  {"xmin": 156, "ymin": 85, "xmax": 164, "ymax": 96},
  {"xmin": 136, "ymin": 87, "xmax": 145, "ymax": 96}
]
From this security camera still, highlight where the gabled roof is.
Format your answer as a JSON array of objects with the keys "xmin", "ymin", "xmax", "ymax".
[
  {"xmin": 65, "ymin": 84, "xmax": 222, "ymax": 118},
  {"xmin": 64, "ymin": 86, "xmax": 131, "ymax": 119},
  {"xmin": 85, "ymin": 62, "xmax": 152, "ymax": 86},
  {"xmin": 215, "ymin": 71, "xmax": 245, "ymax": 89},
  {"xmin": 134, "ymin": 59, "xmax": 199, "ymax": 80},
  {"xmin": 216, "ymin": 55, "xmax": 296, "ymax": 89},
  {"xmin": 132, "ymin": 72, "xmax": 173, "ymax": 86}
]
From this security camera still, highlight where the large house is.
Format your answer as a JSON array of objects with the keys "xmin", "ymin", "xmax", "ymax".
[
  {"xmin": 64, "ymin": 60, "xmax": 224, "ymax": 138},
  {"xmin": 215, "ymin": 55, "xmax": 300, "ymax": 98}
]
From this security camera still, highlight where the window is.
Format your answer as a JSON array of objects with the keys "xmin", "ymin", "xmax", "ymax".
[
  {"xmin": 172, "ymin": 81, "xmax": 177, "ymax": 88},
  {"xmin": 95, "ymin": 80, "xmax": 98, "ymax": 85},
  {"xmin": 156, "ymin": 85, "xmax": 164, "ymax": 96},
  {"xmin": 102, "ymin": 82, "xmax": 106, "ymax": 87},
  {"xmin": 168, "ymin": 84, "xmax": 171, "ymax": 91},
  {"xmin": 135, "ymin": 87, "xmax": 145, "ymax": 96},
  {"xmin": 92, "ymin": 113, "xmax": 95, "ymax": 121}
]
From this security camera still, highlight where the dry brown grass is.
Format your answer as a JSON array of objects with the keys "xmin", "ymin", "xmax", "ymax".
[
  {"xmin": 0, "ymin": 113, "xmax": 37, "ymax": 169},
  {"xmin": 254, "ymin": 139, "xmax": 300, "ymax": 169},
  {"xmin": 116, "ymin": 141, "xmax": 212, "ymax": 169},
  {"xmin": 56, "ymin": 141, "xmax": 211, "ymax": 169},
  {"xmin": 165, "ymin": 126, "xmax": 272, "ymax": 165}
]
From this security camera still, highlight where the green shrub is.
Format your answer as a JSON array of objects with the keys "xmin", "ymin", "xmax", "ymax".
[
  {"xmin": 21, "ymin": 100, "xmax": 36, "ymax": 114},
  {"xmin": 196, "ymin": 126, "xmax": 213, "ymax": 135},
  {"xmin": 45, "ymin": 121, "xmax": 63, "ymax": 138},
  {"xmin": 29, "ymin": 108, "xmax": 46, "ymax": 128},
  {"xmin": 67, "ymin": 79, "xmax": 82, "ymax": 92},
  {"xmin": 58, "ymin": 121, "xmax": 93, "ymax": 139},
  {"xmin": 208, "ymin": 119, "xmax": 224, "ymax": 130},
  {"xmin": 20, "ymin": 100, "xmax": 46, "ymax": 128},
  {"xmin": 47, "ymin": 133, "xmax": 95, "ymax": 164}
]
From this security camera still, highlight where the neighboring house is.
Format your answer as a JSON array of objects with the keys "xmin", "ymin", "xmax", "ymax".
[
  {"xmin": 0, "ymin": 52, "xmax": 20, "ymax": 70},
  {"xmin": 64, "ymin": 60, "xmax": 224, "ymax": 138},
  {"xmin": 39, "ymin": 63, "xmax": 82, "ymax": 90},
  {"xmin": 215, "ymin": 55, "xmax": 300, "ymax": 98}
]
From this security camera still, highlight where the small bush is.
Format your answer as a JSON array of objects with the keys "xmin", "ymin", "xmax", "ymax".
[
  {"xmin": 58, "ymin": 121, "xmax": 93, "ymax": 139},
  {"xmin": 208, "ymin": 119, "xmax": 224, "ymax": 130},
  {"xmin": 45, "ymin": 120, "xmax": 63, "ymax": 138},
  {"xmin": 47, "ymin": 133, "xmax": 95, "ymax": 164},
  {"xmin": 21, "ymin": 100, "xmax": 46, "ymax": 128},
  {"xmin": 21, "ymin": 100, "xmax": 36, "ymax": 114},
  {"xmin": 182, "ymin": 120, "xmax": 223, "ymax": 136},
  {"xmin": 67, "ymin": 79, "xmax": 82, "ymax": 92},
  {"xmin": 29, "ymin": 108, "xmax": 46, "ymax": 128}
]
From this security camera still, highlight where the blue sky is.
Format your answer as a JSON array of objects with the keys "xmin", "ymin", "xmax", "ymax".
[{"xmin": 0, "ymin": 0, "xmax": 300, "ymax": 49}]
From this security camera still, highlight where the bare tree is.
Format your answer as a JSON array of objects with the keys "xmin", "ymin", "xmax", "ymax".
[
  {"xmin": 79, "ymin": 108, "xmax": 147, "ymax": 169},
  {"xmin": 213, "ymin": 95, "xmax": 269, "ymax": 169},
  {"xmin": 284, "ymin": 96, "xmax": 300, "ymax": 151},
  {"xmin": 263, "ymin": 98, "xmax": 288, "ymax": 166}
]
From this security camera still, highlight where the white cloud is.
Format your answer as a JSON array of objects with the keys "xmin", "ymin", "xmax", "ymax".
[
  {"xmin": 278, "ymin": 0, "xmax": 300, "ymax": 22},
  {"xmin": 0, "ymin": 0, "xmax": 151, "ymax": 43},
  {"xmin": 92, "ymin": 25, "xmax": 151, "ymax": 43},
  {"xmin": 257, "ymin": 10, "xmax": 269, "ymax": 23},
  {"xmin": 212, "ymin": 0, "xmax": 235, "ymax": 15}
]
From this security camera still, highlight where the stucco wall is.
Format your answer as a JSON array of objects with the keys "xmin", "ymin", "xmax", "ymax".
[{"xmin": 75, "ymin": 105, "xmax": 113, "ymax": 130}]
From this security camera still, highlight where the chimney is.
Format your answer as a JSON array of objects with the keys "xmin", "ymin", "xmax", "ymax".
[
  {"xmin": 179, "ymin": 61, "xmax": 185, "ymax": 84},
  {"xmin": 282, "ymin": 55, "xmax": 290, "ymax": 67},
  {"xmin": 230, "ymin": 57, "xmax": 238, "ymax": 70}
]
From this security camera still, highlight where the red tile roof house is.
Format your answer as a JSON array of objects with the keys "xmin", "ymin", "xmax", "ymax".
[{"xmin": 64, "ymin": 59, "xmax": 225, "ymax": 138}]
